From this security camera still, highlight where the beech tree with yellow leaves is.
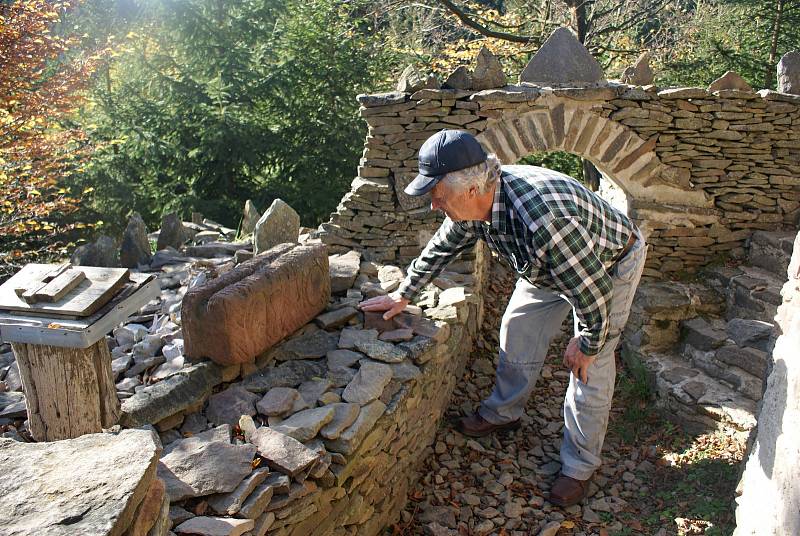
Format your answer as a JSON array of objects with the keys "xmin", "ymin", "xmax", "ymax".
[{"xmin": 0, "ymin": 0, "xmax": 105, "ymax": 280}]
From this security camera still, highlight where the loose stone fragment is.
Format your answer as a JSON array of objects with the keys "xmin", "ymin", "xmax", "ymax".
[
  {"xmin": 174, "ymin": 516, "xmax": 254, "ymax": 536},
  {"xmin": 298, "ymin": 378, "xmax": 332, "ymax": 406},
  {"xmin": 327, "ymin": 349, "xmax": 363, "ymax": 370},
  {"xmin": 157, "ymin": 426, "xmax": 257, "ymax": 502},
  {"xmin": 250, "ymin": 427, "xmax": 321, "ymax": 477},
  {"xmin": 338, "ymin": 328, "xmax": 379, "ymax": 349},
  {"xmin": 319, "ymin": 402, "xmax": 361, "ymax": 439},
  {"xmin": 329, "ymin": 251, "xmax": 361, "ymax": 293},
  {"xmin": 354, "ymin": 338, "xmax": 407, "ymax": 363},
  {"xmin": 270, "ymin": 406, "xmax": 335, "ymax": 442},
  {"xmin": 314, "ymin": 306, "xmax": 358, "ymax": 329},
  {"xmin": 342, "ymin": 362, "xmax": 393, "ymax": 405},
  {"xmin": 273, "ymin": 330, "xmax": 339, "ymax": 361},
  {"xmin": 205, "ymin": 385, "xmax": 259, "ymax": 426},
  {"xmin": 256, "ymin": 387, "xmax": 301, "ymax": 417},
  {"xmin": 207, "ymin": 467, "xmax": 270, "ymax": 516},
  {"xmin": 324, "ymin": 399, "xmax": 386, "ymax": 455},
  {"xmin": 242, "ymin": 360, "xmax": 327, "ymax": 393}
]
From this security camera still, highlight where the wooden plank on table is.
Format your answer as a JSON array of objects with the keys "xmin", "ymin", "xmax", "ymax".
[
  {"xmin": 32, "ymin": 269, "xmax": 86, "ymax": 303},
  {"xmin": 0, "ymin": 274, "xmax": 159, "ymax": 348},
  {"xmin": 0, "ymin": 264, "xmax": 130, "ymax": 317}
]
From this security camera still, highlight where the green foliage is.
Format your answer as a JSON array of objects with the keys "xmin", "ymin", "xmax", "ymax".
[
  {"xmin": 656, "ymin": 0, "xmax": 800, "ymax": 89},
  {"xmin": 518, "ymin": 151, "xmax": 584, "ymax": 183},
  {"xmin": 70, "ymin": 0, "xmax": 397, "ymax": 231}
]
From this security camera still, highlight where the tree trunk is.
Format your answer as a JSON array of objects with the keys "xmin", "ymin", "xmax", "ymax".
[
  {"xmin": 12, "ymin": 339, "xmax": 120, "ymax": 441},
  {"xmin": 765, "ymin": 0, "xmax": 784, "ymax": 89}
]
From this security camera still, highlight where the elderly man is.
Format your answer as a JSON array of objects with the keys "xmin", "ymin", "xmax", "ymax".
[{"xmin": 359, "ymin": 129, "xmax": 646, "ymax": 507}]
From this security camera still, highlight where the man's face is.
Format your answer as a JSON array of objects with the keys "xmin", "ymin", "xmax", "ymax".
[{"xmin": 430, "ymin": 181, "xmax": 469, "ymax": 221}]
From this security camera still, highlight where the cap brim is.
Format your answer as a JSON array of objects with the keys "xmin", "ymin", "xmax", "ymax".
[{"xmin": 404, "ymin": 172, "xmax": 444, "ymax": 196}]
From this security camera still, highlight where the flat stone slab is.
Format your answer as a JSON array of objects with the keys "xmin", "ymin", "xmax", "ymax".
[
  {"xmin": 354, "ymin": 338, "xmax": 407, "ymax": 363},
  {"xmin": 257, "ymin": 387, "xmax": 301, "ymax": 417},
  {"xmin": 182, "ymin": 243, "xmax": 330, "ymax": 365},
  {"xmin": 208, "ymin": 467, "xmax": 270, "ymax": 516},
  {"xmin": 329, "ymin": 251, "xmax": 361, "ymax": 293},
  {"xmin": 0, "ymin": 429, "xmax": 160, "ymax": 536},
  {"xmin": 270, "ymin": 406, "xmax": 335, "ymax": 442},
  {"xmin": 206, "ymin": 385, "xmax": 259, "ymax": 426},
  {"xmin": 319, "ymin": 403, "xmax": 360, "ymax": 440},
  {"xmin": 271, "ymin": 330, "xmax": 339, "ymax": 361},
  {"xmin": 324, "ymin": 399, "xmax": 386, "ymax": 455},
  {"xmin": 120, "ymin": 362, "xmax": 222, "ymax": 427},
  {"xmin": 174, "ymin": 516, "xmax": 254, "ymax": 536},
  {"xmin": 157, "ymin": 426, "xmax": 257, "ymax": 501},
  {"xmin": 342, "ymin": 361, "xmax": 393, "ymax": 405},
  {"xmin": 242, "ymin": 360, "xmax": 327, "ymax": 394},
  {"xmin": 250, "ymin": 427, "xmax": 321, "ymax": 477}
]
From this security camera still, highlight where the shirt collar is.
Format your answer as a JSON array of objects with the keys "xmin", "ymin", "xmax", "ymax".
[{"xmin": 489, "ymin": 172, "xmax": 508, "ymax": 234}]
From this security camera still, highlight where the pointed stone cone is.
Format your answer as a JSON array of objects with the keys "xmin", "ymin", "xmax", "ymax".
[
  {"xmin": 443, "ymin": 65, "xmax": 473, "ymax": 90},
  {"xmin": 241, "ymin": 199, "xmax": 260, "ymax": 235},
  {"xmin": 707, "ymin": 71, "xmax": 753, "ymax": 92},
  {"xmin": 519, "ymin": 27, "xmax": 605, "ymax": 86},
  {"xmin": 472, "ymin": 47, "xmax": 506, "ymax": 90},
  {"xmin": 620, "ymin": 52, "xmax": 654, "ymax": 86},
  {"xmin": 778, "ymin": 51, "xmax": 800, "ymax": 95}
]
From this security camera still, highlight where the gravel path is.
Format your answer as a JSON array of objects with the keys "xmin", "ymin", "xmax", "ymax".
[{"xmin": 389, "ymin": 259, "xmax": 744, "ymax": 536}]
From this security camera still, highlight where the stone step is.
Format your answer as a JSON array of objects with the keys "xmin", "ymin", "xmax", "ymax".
[
  {"xmin": 678, "ymin": 316, "xmax": 772, "ymax": 402},
  {"xmin": 637, "ymin": 351, "xmax": 757, "ymax": 432},
  {"xmin": 703, "ymin": 264, "xmax": 785, "ymax": 323},
  {"xmin": 747, "ymin": 230, "xmax": 794, "ymax": 279}
]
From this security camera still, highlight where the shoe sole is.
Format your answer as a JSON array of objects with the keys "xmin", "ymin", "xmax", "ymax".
[{"xmin": 457, "ymin": 420, "xmax": 521, "ymax": 438}]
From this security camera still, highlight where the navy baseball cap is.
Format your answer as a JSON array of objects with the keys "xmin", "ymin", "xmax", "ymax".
[{"xmin": 404, "ymin": 130, "xmax": 488, "ymax": 196}]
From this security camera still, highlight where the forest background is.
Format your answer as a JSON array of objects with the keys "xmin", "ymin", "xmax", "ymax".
[{"xmin": 2, "ymin": 0, "xmax": 799, "ymax": 280}]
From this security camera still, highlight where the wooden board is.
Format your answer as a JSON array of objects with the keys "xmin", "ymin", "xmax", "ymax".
[
  {"xmin": 0, "ymin": 273, "xmax": 159, "ymax": 349},
  {"xmin": 0, "ymin": 264, "xmax": 130, "ymax": 317}
]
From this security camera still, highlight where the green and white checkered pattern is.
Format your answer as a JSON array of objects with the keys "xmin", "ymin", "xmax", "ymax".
[{"xmin": 397, "ymin": 165, "xmax": 637, "ymax": 356}]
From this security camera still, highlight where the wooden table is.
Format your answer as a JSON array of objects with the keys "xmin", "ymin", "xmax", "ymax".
[{"xmin": 0, "ymin": 265, "xmax": 159, "ymax": 441}]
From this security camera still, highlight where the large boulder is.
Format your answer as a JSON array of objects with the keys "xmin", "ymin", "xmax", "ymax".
[
  {"xmin": 182, "ymin": 243, "xmax": 331, "ymax": 365},
  {"xmin": 0, "ymin": 428, "xmax": 161, "ymax": 536},
  {"xmin": 253, "ymin": 199, "xmax": 300, "ymax": 255},
  {"xmin": 120, "ymin": 213, "xmax": 152, "ymax": 268}
]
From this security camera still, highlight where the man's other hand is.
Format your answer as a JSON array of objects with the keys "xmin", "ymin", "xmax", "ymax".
[
  {"xmin": 563, "ymin": 336, "xmax": 596, "ymax": 384},
  {"xmin": 358, "ymin": 292, "xmax": 410, "ymax": 321}
]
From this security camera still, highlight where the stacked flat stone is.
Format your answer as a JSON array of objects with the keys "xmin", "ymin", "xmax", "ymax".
[{"xmin": 320, "ymin": 83, "xmax": 800, "ymax": 279}]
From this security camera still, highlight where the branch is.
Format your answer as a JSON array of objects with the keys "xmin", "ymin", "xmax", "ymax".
[{"xmin": 436, "ymin": 0, "xmax": 534, "ymax": 44}]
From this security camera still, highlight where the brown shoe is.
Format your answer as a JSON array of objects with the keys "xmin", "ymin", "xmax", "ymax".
[
  {"xmin": 456, "ymin": 412, "xmax": 520, "ymax": 437},
  {"xmin": 549, "ymin": 474, "xmax": 591, "ymax": 507}
]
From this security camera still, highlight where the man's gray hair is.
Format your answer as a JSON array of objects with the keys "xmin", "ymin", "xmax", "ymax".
[{"xmin": 441, "ymin": 153, "xmax": 502, "ymax": 195}]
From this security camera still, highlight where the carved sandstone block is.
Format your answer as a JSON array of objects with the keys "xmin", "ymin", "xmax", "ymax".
[{"xmin": 182, "ymin": 243, "xmax": 330, "ymax": 365}]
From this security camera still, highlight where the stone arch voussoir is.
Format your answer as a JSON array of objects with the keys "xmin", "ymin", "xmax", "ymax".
[{"xmin": 476, "ymin": 103, "xmax": 711, "ymax": 209}]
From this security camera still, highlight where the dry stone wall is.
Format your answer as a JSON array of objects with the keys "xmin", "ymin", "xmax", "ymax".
[{"xmin": 321, "ymin": 85, "xmax": 800, "ymax": 279}]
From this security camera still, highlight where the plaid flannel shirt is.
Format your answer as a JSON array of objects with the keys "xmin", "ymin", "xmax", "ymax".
[{"xmin": 397, "ymin": 165, "xmax": 638, "ymax": 356}]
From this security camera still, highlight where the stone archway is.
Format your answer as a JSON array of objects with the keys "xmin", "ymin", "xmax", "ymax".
[{"xmin": 475, "ymin": 99, "xmax": 710, "ymax": 209}]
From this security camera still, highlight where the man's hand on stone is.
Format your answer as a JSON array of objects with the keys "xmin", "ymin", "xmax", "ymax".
[
  {"xmin": 563, "ymin": 336, "xmax": 595, "ymax": 384},
  {"xmin": 358, "ymin": 292, "xmax": 410, "ymax": 321}
]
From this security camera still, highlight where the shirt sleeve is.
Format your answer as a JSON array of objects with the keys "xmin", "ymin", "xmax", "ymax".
[
  {"xmin": 542, "ymin": 217, "xmax": 614, "ymax": 356},
  {"xmin": 397, "ymin": 217, "xmax": 478, "ymax": 301}
]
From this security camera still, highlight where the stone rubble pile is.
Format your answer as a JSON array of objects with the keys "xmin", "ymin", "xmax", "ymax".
[{"xmin": 0, "ymin": 204, "xmax": 490, "ymax": 536}]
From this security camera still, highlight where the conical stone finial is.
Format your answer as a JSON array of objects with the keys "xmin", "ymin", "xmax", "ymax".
[
  {"xmin": 519, "ymin": 27, "xmax": 605, "ymax": 86},
  {"xmin": 778, "ymin": 51, "xmax": 800, "ymax": 95},
  {"xmin": 472, "ymin": 47, "xmax": 507, "ymax": 90},
  {"xmin": 707, "ymin": 71, "xmax": 752, "ymax": 92},
  {"xmin": 620, "ymin": 52, "xmax": 654, "ymax": 86}
]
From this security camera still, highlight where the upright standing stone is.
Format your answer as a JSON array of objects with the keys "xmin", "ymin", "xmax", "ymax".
[
  {"xmin": 778, "ymin": 51, "xmax": 800, "ymax": 94},
  {"xmin": 396, "ymin": 65, "xmax": 440, "ymax": 93},
  {"xmin": 253, "ymin": 199, "xmax": 300, "ymax": 255},
  {"xmin": 472, "ymin": 47, "xmax": 506, "ymax": 90},
  {"xmin": 120, "ymin": 213, "xmax": 152, "ymax": 268},
  {"xmin": 157, "ymin": 212, "xmax": 185, "ymax": 251},
  {"xmin": 707, "ymin": 71, "xmax": 752, "ymax": 92},
  {"xmin": 443, "ymin": 65, "xmax": 472, "ymax": 90},
  {"xmin": 71, "ymin": 235, "xmax": 119, "ymax": 267},
  {"xmin": 241, "ymin": 200, "xmax": 261, "ymax": 235},
  {"xmin": 519, "ymin": 27, "xmax": 605, "ymax": 86},
  {"xmin": 620, "ymin": 52, "xmax": 654, "ymax": 86}
]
